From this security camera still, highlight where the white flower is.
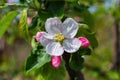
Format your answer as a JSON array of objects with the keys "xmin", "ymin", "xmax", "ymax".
[{"xmin": 37, "ymin": 17, "xmax": 82, "ymax": 56}]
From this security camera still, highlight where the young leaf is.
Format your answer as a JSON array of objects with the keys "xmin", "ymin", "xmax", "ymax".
[
  {"xmin": 36, "ymin": 62, "xmax": 66, "ymax": 80},
  {"xmin": 25, "ymin": 46, "xmax": 51, "ymax": 73},
  {"xmin": 0, "ymin": 11, "xmax": 19, "ymax": 39},
  {"xmin": 19, "ymin": 9, "xmax": 30, "ymax": 43}
]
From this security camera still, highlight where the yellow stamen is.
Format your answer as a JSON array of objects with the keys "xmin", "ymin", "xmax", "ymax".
[{"xmin": 54, "ymin": 33, "xmax": 64, "ymax": 42}]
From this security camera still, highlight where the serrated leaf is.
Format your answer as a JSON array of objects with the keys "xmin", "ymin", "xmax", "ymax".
[
  {"xmin": 36, "ymin": 62, "xmax": 66, "ymax": 80},
  {"xmin": 25, "ymin": 46, "xmax": 51, "ymax": 73},
  {"xmin": 70, "ymin": 53, "xmax": 84, "ymax": 71},
  {"xmin": 19, "ymin": 9, "xmax": 30, "ymax": 43},
  {"xmin": 0, "ymin": 11, "xmax": 19, "ymax": 39}
]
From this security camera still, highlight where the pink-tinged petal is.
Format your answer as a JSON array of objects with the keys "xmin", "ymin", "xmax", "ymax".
[
  {"xmin": 36, "ymin": 32, "xmax": 44, "ymax": 42},
  {"xmin": 45, "ymin": 17, "xmax": 62, "ymax": 35},
  {"xmin": 78, "ymin": 37, "xmax": 90, "ymax": 48},
  {"xmin": 46, "ymin": 42, "xmax": 64, "ymax": 56},
  {"xmin": 40, "ymin": 36, "xmax": 52, "ymax": 47},
  {"xmin": 63, "ymin": 38, "xmax": 81, "ymax": 53},
  {"xmin": 51, "ymin": 56, "xmax": 61, "ymax": 68},
  {"xmin": 62, "ymin": 18, "xmax": 78, "ymax": 38}
]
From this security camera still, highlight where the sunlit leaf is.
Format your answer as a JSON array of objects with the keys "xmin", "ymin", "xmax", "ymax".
[
  {"xmin": 19, "ymin": 9, "xmax": 30, "ymax": 43},
  {"xmin": 25, "ymin": 46, "xmax": 51, "ymax": 73},
  {"xmin": 0, "ymin": 11, "xmax": 19, "ymax": 39}
]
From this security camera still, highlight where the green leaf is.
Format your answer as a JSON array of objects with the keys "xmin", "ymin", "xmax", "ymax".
[
  {"xmin": 76, "ymin": 24, "xmax": 98, "ymax": 48},
  {"xmin": 19, "ymin": 9, "xmax": 30, "ymax": 43},
  {"xmin": 47, "ymin": 1, "xmax": 64, "ymax": 19},
  {"xmin": 85, "ymin": 34, "xmax": 98, "ymax": 49},
  {"xmin": 73, "ymin": 4, "xmax": 94, "ymax": 27},
  {"xmin": 28, "ymin": 16, "xmax": 39, "ymax": 30},
  {"xmin": 38, "ymin": 10, "xmax": 52, "ymax": 22},
  {"xmin": 70, "ymin": 53, "xmax": 84, "ymax": 71},
  {"xmin": 65, "ymin": 0, "xmax": 77, "ymax": 2},
  {"xmin": 78, "ymin": 48, "xmax": 92, "ymax": 56},
  {"xmin": 25, "ymin": 46, "xmax": 51, "ymax": 73},
  {"xmin": 36, "ymin": 62, "xmax": 66, "ymax": 80},
  {"xmin": 28, "ymin": 16, "xmax": 41, "ymax": 35},
  {"xmin": 0, "ymin": 11, "xmax": 19, "ymax": 39}
]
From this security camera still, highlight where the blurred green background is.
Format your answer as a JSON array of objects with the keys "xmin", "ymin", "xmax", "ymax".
[{"xmin": 0, "ymin": 0, "xmax": 120, "ymax": 80}]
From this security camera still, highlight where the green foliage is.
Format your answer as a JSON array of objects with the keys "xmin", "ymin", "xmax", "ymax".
[
  {"xmin": 28, "ymin": 16, "xmax": 40, "ymax": 35},
  {"xmin": 70, "ymin": 52, "xmax": 84, "ymax": 71},
  {"xmin": 19, "ymin": 9, "xmax": 30, "ymax": 43},
  {"xmin": 79, "ymin": 48, "xmax": 92, "ymax": 56},
  {"xmin": 0, "ymin": 0, "xmax": 5, "ymax": 6},
  {"xmin": 38, "ymin": 1, "xmax": 64, "ymax": 23},
  {"xmin": 25, "ymin": 45, "xmax": 51, "ymax": 73},
  {"xmin": 29, "ymin": 16, "xmax": 39, "ymax": 30},
  {"xmin": 77, "ymin": 24, "xmax": 98, "ymax": 48},
  {"xmin": 65, "ymin": 0, "xmax": 77, "ymax": 2},
  {"xmin": 69, "ymin": 48, "xmax": 91, "ymax": 71},
  {"xmin": 35, "ymin": 62, "xmax": 66, "ymax": 80},
  {"xmin": 46, "ymin": 1, "xmax": 65, "ymax": 19},
  {"xmin": 107, "ymin": 71, "xmax": 120, "ymax": 80},
  {"xmin": 0, "ymin": 11, "xmax": 19, "ymax": 39},
  {"xmin": 26, "ymin": 0, "xmax": 41, "ymax": 10}
]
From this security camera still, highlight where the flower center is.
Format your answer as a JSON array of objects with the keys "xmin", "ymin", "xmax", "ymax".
[{"xmin": 54, "ymin": 33, "xmax": 64, "ymax": 42}]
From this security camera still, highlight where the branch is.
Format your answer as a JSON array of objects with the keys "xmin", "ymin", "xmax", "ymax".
[
  {"xmin": 63, "ymin": 53, "xmax": 84, "ymax": 80},
  {"xmin": 0, "ymin": 3, "xmax": 27, "ymax": 8}
]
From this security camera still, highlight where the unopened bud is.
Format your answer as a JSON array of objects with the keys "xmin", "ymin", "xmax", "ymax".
[
  {"xmin": 51, "ymin": 56, "xmax": 61, "ymax": 68},
  {"xmin": 78, "ymin": 37, "xmax": 90, "ymax": 48},
  {"xmin": 35, "ymin": 32, "xmax": 44, "ymax": 42}
]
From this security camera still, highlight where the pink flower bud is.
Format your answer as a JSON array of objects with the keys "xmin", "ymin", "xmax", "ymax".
[
  {"xmin": 51, "ymin": 56, "xmax": 61, "ymax": 68},
  {"xmin": 78, "ymin": 37, "xmax": 90, "ymax": 48},
  {"xmin": 74, "ymin": 16, "xmax": 81, "ymax": 22},
  {"xmin": 27, "ymin": 18, "xmax": 32, "ymax": 24},
  {"xmin": 35, "ymin": 32, "xmax": 44, "ymax": 42}
]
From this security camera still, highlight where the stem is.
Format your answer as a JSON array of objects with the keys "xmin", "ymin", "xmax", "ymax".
[
  {"xmin": 0, "ymin": 3, "xmax": 27, "ymax": 8},
  {"xmin": 62, "ymin": 53, "xmax": 84, "ymax": 80}
]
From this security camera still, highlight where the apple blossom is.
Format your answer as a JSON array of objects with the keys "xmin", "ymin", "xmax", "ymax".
[{"xmin": 36, "ymin": 17, "xmax": 82, "ymax": 56}]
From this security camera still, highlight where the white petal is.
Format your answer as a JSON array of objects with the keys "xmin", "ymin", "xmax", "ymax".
[
  {"xmin": 63, "ymin": 38, "xmax": 81, "ymax": 53},
  {"xmin": 45, "ymin": 17, "xmax": 62, "ymax": 35},
  {"xmin": 46, "ymin": 42, "xmax": 64, "ymax": 56},
  {"xmin": 43, "ymin": 32, "xmax": 54, "ymax": 40},
  {"xmin": 62, "ymin": 18, "xmax": 78, "ymax": 38},
  {"xmin": 40, "ymin": 36, "xmax": 52, "ymax": 46}
]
